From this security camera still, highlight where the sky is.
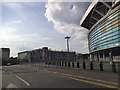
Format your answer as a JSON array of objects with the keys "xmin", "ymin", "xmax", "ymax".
[{"xmin": 0, "ymin": 0, "xmax": 91, "ymax": 57}]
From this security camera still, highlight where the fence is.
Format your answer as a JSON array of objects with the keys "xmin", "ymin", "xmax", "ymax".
[{"xmin": 30, "ymin": 60, "xmax": 120, "ymax": 73}]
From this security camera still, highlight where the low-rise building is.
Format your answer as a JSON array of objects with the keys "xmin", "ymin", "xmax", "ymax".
[
  {"xmin": 76, "ymin": 53, "xmax": 90, "ymax": 61},
  {"xmin": 30, "ymin": 49, "xmax": 43, "ymax": 62},
  {"xmin": 48, "ymin": 50, "xmax": 76, "ymax": 61},
  {"xmin": 18, "ymin": 51, "xmax": 31, "ymax": 63},
  {"xmin": 18, "ymin": 47, "xmax": 76, "ymax": 63}
]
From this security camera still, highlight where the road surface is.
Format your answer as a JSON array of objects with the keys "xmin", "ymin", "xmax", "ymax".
[{"xmin": 2, "ymin": 64, "xmax": 119, "ymax": 89}]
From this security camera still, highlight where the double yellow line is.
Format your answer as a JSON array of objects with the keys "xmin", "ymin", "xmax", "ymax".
[{"xmin": 46, "ymin": 70, "xmax": 119, "ymax": 89}]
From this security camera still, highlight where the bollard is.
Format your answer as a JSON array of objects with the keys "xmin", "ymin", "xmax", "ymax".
[
  {"xmin": 90, "ymin": 61, "xmax": 93, "ymax": 70},
  {"xmin": 59, "ymin": 62, "xmax": 61, "ymax": 66},
  {"xmin": 112, "ymin": 62, "xmax": 116, "ymax": 73},
  {"xmin": 62, "ymin": 62, "xmax": 64, "ymax": 66},
  {"xmin": 83, "ymin": 61, "xmax": 86, "ymax": 69},
  {"xmin": 77, "ymin": 62, "xmax": 79, "ymax": 68},
  {"xmin": 56, "ymin": 62, "xmax": 58, "ymax": 66},
  {"xmin": 72, "ymin": 62, "xmax": 74, "ymax": 68},
  {"xmin": 55, "ymin": 62, "xmax": 56, "ymax": 66},
  {"xmin": 44, "ymin": 62, "xmax": 46, "ymax": 67},
  {"xmin": 65, "ymin": 62, "xmax": 67, "ymax": 67},
  {"xmin": 47, "ymin": 62, "xmax": 49, "ymax": 66},
  {"xmin": 49, "ymin": 62, "xmax": 51, "ymax": 65},
  {"xmin": 51, "ymin": 62, "xmax": 53, "ymax": 66},
  {"xmin": 99, "ymin": 61, "xmax": 104, "ymax": 71},
  {"xmin": 53, "ymin": 61, "xmax": 55, "ymax": 65},
  {"xmin": 68, "ymin": 62, "xmax": 70, "ymax": 67}
]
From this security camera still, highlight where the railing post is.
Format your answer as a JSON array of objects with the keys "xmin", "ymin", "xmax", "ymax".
[
  {"xmin": 112, "ymin": 62, "xmax": 116, "ymax": 73},
  {"xmin": 90, "ymin": 61, "xmax": 93, "ymax": 70},
  {"xmin": 65, "ymin": 62, "xmax": 67, "ymax": 67},
  {"xmin": 99, "ymin": 61, "xmax": 103, "ymax": 71},
  {"xmin": 77, "ymin": 62, "xmax": 79, "ymax": 68},
  {"xmin": 59, "ymin": 61, "xmax": 61, "ymax": 66},
  {"xmin": 83, "ymin": 61, "xmax": 86, "ymax": 69},
  {"xmin": 62, "ymin": 61, "xmax": 64, "ymax": 66},
  {"xmin": 68, "ymin": 62, "xmax": 70, "ymax": 67},
  {"xmin": 72, "ymin": 62, "xmax": 74, "ymax": 68},
  {"xmin": 57, "ymin": 62, "xmax": 58, "ymax": 66}
]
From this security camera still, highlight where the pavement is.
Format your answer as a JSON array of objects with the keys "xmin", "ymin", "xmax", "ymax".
[{"xmin": 1, "ymin": 64, "xmax": 119, "ymax": 89}]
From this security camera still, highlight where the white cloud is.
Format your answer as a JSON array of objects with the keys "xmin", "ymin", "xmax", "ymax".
[
  {"xmin": 1, "ymin": 0, "xmax": 102, "ymax": 3},
  {"xmin": 3, "ymin": 3, "xmax": 24, "ymax": 9},
  {"xmin": 0, "ymin": 26, "xmax": 51, "ymax": 57},
  {"xmin": 45, "ymin": 2, "xmax": 90, "ymax": 53},
  {"xmin": 3, "ymin": 2, "xmax": 28, "ymax": 21},
  {"xmin": 3, "ymin": 2, "xmax": 41, "ymax": 21},
  {"xmin": 4, "ymin": 19, "xmax": 23, "ymax": 26},
  {"xmin": 1, "ymin": 0, "xmax": 47, "ymax": 2}
]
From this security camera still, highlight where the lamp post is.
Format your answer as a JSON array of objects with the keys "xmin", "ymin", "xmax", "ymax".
[
  {"xmin": 65, "ymin": 36, "xmax": 70, "ymax": 52},
  {"xmin": 65, "ymin": 36, "xmax": 70, "ymax": 62}
]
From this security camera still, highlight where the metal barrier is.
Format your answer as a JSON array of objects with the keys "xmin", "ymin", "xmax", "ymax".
[{"xmin": 31, "ymin": 60, "xmax": 119, "ymax": 73}]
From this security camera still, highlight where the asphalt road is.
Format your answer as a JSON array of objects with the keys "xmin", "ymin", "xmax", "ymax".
[{"xmin": 2, "ymin": 64, "xmax": 119, "ymax": 89}]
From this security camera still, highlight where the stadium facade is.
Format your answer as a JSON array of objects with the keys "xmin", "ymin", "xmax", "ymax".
[{"xmin": 80, "ymin": 0, "xmax": 120, "ymax": 62}]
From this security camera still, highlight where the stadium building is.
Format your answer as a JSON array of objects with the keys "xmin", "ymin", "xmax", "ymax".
[{"xmin": 80, "ymin": 0, "xmax": 120, "ymax": 62}]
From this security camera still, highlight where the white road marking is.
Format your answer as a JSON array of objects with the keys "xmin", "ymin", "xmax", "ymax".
[
  {"xmin": 57, "ymin": 72, "xmax": 118, "ymax": 85},
  {"xmin": 8, "ymin": 71, "xmax": 13, "ymax": 74},
  {"xmin": 46, "ymin": 70, "xmax": 119, "ymax": 88},
  {"xmin": 46, "ymin": 70, "xmax": 118, "ymax": 86},
  {"xmin": 4, "ymin": 70, "xmax": 30, "ymax": 87},
  {"xmin": 4, "ymin": 69, "xmax": 7, "ymax": 71},
  {"xmin": 15, "ymin": 75, "xmax": 30, "ymax": 86},
  {"xmin": 7, "ymin": 83, "xmax": 18, "ymax": 88},
  {"xmin": 72, "ymin": 75, "xmax": 118, "ymax": 85}
]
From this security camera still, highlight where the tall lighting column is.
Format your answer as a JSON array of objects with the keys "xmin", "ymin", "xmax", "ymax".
[{"xmin": 65, "ymin": 36, "xmax": 70, "ymax": 52}]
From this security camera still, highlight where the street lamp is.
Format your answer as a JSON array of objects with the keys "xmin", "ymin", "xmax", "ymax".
[
  {"xmin": 65, "ymin": 36, "xmax": 70, "ymax": 61},
  {"xmin": 65, "ymin": 36, "xmax": 70, "ymax": 52}
]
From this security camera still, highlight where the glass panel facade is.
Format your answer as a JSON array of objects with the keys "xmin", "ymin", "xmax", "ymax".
[{"xmin": 89, "ymin": 5, "xmax": 120, "ymax": 53}]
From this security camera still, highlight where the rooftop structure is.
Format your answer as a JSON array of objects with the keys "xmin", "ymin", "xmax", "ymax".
[{"xmin": 80, "ymin": 0, "xmax": 112, "ymax": 30}]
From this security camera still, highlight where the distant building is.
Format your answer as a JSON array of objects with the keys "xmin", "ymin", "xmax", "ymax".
[
  {"xmin": 18, "ymin": 51, "xmax": 31, "ymax": 63},
  {"xmin": 43, "ymin": 47, "xmax": 76, "ymax": 61},
  {"xmin": 76, "ymin": 53, "xmax": 90, "ymax": 61},
  {"xmin": 0, "ymin": 48, "xmax": 10, "ymax": 65},
  {"xmin": 18, "ymin": 47, "xmax": 76, "ymax": 63},
  {"xmin": 30, "ymin": 49, "xmax": 43, "ymax": 62},
  {"xmin": 9, "ymin": 57, "xmax": 19, "ymax": 65}
]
